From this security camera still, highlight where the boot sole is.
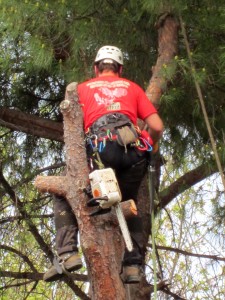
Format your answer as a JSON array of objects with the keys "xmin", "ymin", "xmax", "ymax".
[
  {"xmin": 124, "ymin": 275, "xmax": 141, "ymax": 284},
  {"xmin": 44, "ymin": 260, "xmax": 82, "ymax": 282}
]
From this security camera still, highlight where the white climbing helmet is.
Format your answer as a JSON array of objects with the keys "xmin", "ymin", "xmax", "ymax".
[{"xmin": 95, "ymin": 45, "xmax": 124, "ymax": 65}]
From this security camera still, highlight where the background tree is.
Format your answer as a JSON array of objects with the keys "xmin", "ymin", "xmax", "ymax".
[{"xmin": 0, "ymin": 0, "xmax": 224, "ymax": 299}]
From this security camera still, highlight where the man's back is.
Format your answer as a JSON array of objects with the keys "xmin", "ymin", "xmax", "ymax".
[{"xmin": 78, "ymin": 75, "xmax": 157, "ymax": 130}]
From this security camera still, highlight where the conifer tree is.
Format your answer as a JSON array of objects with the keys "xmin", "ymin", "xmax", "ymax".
[{"xmin": 0, "ymin": 1, "xmax": 224, "ymax": 299}]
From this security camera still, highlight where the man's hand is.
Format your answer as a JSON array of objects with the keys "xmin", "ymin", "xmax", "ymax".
[
  {"xmin": 144, "ymin": 113, "xmax": 164, "ymax": 143},
  {"xmin": 152, "ymin": 141, "xmax": 159, "ymax": 153}
]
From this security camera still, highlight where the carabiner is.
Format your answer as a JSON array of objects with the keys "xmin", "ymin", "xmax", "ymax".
[
  {"xmin": 107, "ymin": 129, "xmax": 113, "ymax": 141},
  {"xmin": 91, "ymin": 134, "xmax": 98, "ymax": 148},
  {"xmin": 136, "ymin": 137, "xmax": 148, "ymax": 151}
]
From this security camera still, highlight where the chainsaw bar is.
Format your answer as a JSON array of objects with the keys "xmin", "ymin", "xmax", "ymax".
[
  {"xmin": 88, "ymin": 168, "xmax": 133, "ymax": 251},
  {"xmin": 114, "ymin": 204, "xmax": 133, "ymax": 252}
]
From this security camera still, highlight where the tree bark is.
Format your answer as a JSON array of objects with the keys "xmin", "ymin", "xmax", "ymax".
[
  {"xmin": 35, "ymin": 176, "xmax": 67, "ymax": 197},
  {"xmin": 146, "ymin": 14, "xmax": 179, "ymax": 108},
  {"xmin": 0, "ymin": 107, "xmax": 63, "ymax": 142},
  {"xmin": 158, "ymin": 162, "xmax": 218, "ymax": 210}
]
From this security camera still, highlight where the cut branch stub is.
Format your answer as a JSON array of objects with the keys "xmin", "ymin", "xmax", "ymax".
[
  {"xmin": 60, "ymin": 99, "xmax": 71, "ymax": 111},
  {"xmin": 35, "ymin": 176, "xmax": 67, "ymax": 197}
]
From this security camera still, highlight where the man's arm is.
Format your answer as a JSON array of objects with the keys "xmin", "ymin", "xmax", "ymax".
[{"xmin": 144, "ymin": 113, "xmax": 164, "ymax": 143}]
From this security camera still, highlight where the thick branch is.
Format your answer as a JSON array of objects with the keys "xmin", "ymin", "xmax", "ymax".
[
  {"xmin": 146, "ymin": 14, "xmax": 179, "ymax": 108},
  {"xmin": 62, "ymin": 278, "xmax": 90, "ymax": 300},
  {"xmin": 35, "ymin": 171, "xmax": 137, "ymax": 218},
  {"xmin": 0, "ymin": 269, "xmax": 88, "ymax": 282},
  {"xmin": 0, "ymin": 270, "xmax": 43, "ymax": 281},
  {"xmin": 158, "ymin": 163, "xmax": 218, "ymax": 209},
  {"xmin": 8, "ymin": 163, "xmax": 65, "ymax": 199},
  {"xmin": 0, "ymin": 107, "xmax": 63, "ymax": 142},
  {"xmin": 35, "ymin": 176, "xmax": 67, "ymax": 196}
]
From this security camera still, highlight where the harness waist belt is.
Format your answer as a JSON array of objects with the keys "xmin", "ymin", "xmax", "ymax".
[{"xmin": 89, "ymin": 113, "xmax": 131, "ymax": 134}]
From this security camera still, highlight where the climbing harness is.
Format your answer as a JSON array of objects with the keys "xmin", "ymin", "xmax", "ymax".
[{"xmin": 85, "ymin": 124, "xmax": 153, "ymax": 155}]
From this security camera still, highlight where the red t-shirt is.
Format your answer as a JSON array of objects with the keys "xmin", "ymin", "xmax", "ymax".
[{"xmin": 77, "ymin": 75, "xmax": 157, "ymax": 131}]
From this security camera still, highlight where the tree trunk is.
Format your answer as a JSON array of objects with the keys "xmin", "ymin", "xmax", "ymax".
[{"xmin": 35, "ymin": 83, "xmax": 127, "ymax": 299}]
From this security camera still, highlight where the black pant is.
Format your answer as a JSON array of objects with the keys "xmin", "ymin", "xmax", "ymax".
[
  {"xmin": 87, "ymin": 141, "xmax": 149, "ymax": 266},
  {"xmin": 53, "ymin": 195, "xmax": 78, "ymax": 255}
]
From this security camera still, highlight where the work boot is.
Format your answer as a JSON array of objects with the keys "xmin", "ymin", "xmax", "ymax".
[
  {"xmin": 123, "ymin": 265, "xmax": 142, "ymax": 284},
  {"xmin": 43, "ymin": 251, "xmax": 82, "ymax": 282}
]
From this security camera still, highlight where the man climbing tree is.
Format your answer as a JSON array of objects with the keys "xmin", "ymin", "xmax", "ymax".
[
  {"xmin": 1, "ymin": 1, "xmax": 225, "ymax": 299},
  {"xmin": 43, "ymin": 45, "xmax": 164, "ymax": 284}
]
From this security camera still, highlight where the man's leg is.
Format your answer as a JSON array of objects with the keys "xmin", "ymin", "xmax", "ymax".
[
  {"xmin": 54, "ymin": 195, "xmax": 79, "ymax": 255},
  {"xmin": 43, "ymin": 195, "xmax": 82, "ymax": 282},
  {"xmin": 116, "ymin": 158, "xmax": 148, "ymax": 283}
]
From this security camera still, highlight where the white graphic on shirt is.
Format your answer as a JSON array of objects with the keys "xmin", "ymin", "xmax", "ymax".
[
  {"xmin": 87, "ymin": 80, "xmax": 130, "ymax": 89},
  {"xmin": 94, "ymin": 87, "xmax": 127, "ymax": 106}
]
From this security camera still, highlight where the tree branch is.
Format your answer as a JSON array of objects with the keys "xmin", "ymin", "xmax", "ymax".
[
  {"xmin": 146, "ymin": 14, "xmax": 179, "ymax": 108},
  {"xmin": 35, "ymin": 176, "xmax": 67, "ymax": 196},
  {"xmin": 0, "ymin": 270, "xmax": 43, "ymax": 281},
  {"xmin": 160, "ymin": 287, "xmax": 187, "ymax": 300},
  {"xmin": 148, "ymin": 243, "xmax": 225, "ymax": 262},
  {"xmin": 158, "ymin": 163, "xmax": 218, "ymax": 209},
  {"xmin": 62, "ymin": 277, "xmax": 90, "ymax": 300},
  {"xmin": 1, "ymin": 270, "xmax": 89, "ymax": 299},
  {"xmin": 0, "ymin": 214, "xmax": 54, "ymax": 225},
  {"xmin": 0, "ymin": 166, "xmax": 54, "ymax": 260},
  {"xmin": 0, "ymin": 279, "xmax": 35, "ymax": 290},
  {"xmin": 0, "ymin": 107, "xmax": 63, "ymax": 142},
  {"xmin": 0, "ymin": 245, "xmax": 37, "ymax": 272},
  {"xmin": 0, "ymin": 270, "xmax": 88, "ymax": 282}
]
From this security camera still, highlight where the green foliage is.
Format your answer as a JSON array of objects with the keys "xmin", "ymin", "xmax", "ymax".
[{"xmin": 149, "ymin": 155, "xmax": 225, "ymax": 299}]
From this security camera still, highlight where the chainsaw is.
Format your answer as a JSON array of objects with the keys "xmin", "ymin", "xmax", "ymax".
[{"xmin": 87, "ymin": 168, "xmax": 133, "ymax": 252}]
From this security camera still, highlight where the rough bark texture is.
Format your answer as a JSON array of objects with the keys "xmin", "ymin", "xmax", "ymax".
[
  {"xmin": 0, "ymin": 107, "xmax": 63, "ymax": 142},
  {"xmin": 35, "ymin": 176, "xmax": 67, "ymax": 197},
  {"xmin": 146, "ymin": 14, "xmax": 179, "ymax": 108}
]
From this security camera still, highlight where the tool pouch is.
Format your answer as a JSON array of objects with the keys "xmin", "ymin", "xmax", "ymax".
[{"xmin": 116, "ymin": 123, "xmax": 138, "ymax": 147}]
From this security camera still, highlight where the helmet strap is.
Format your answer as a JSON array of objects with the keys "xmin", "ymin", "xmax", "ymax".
[
  {"xmin": 118, "ymin": 66, "xmax": 123, "ymax": 76},
  {"xmin": 94, "ymin": 65, "xmax": 99, "ymax": 77}
]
